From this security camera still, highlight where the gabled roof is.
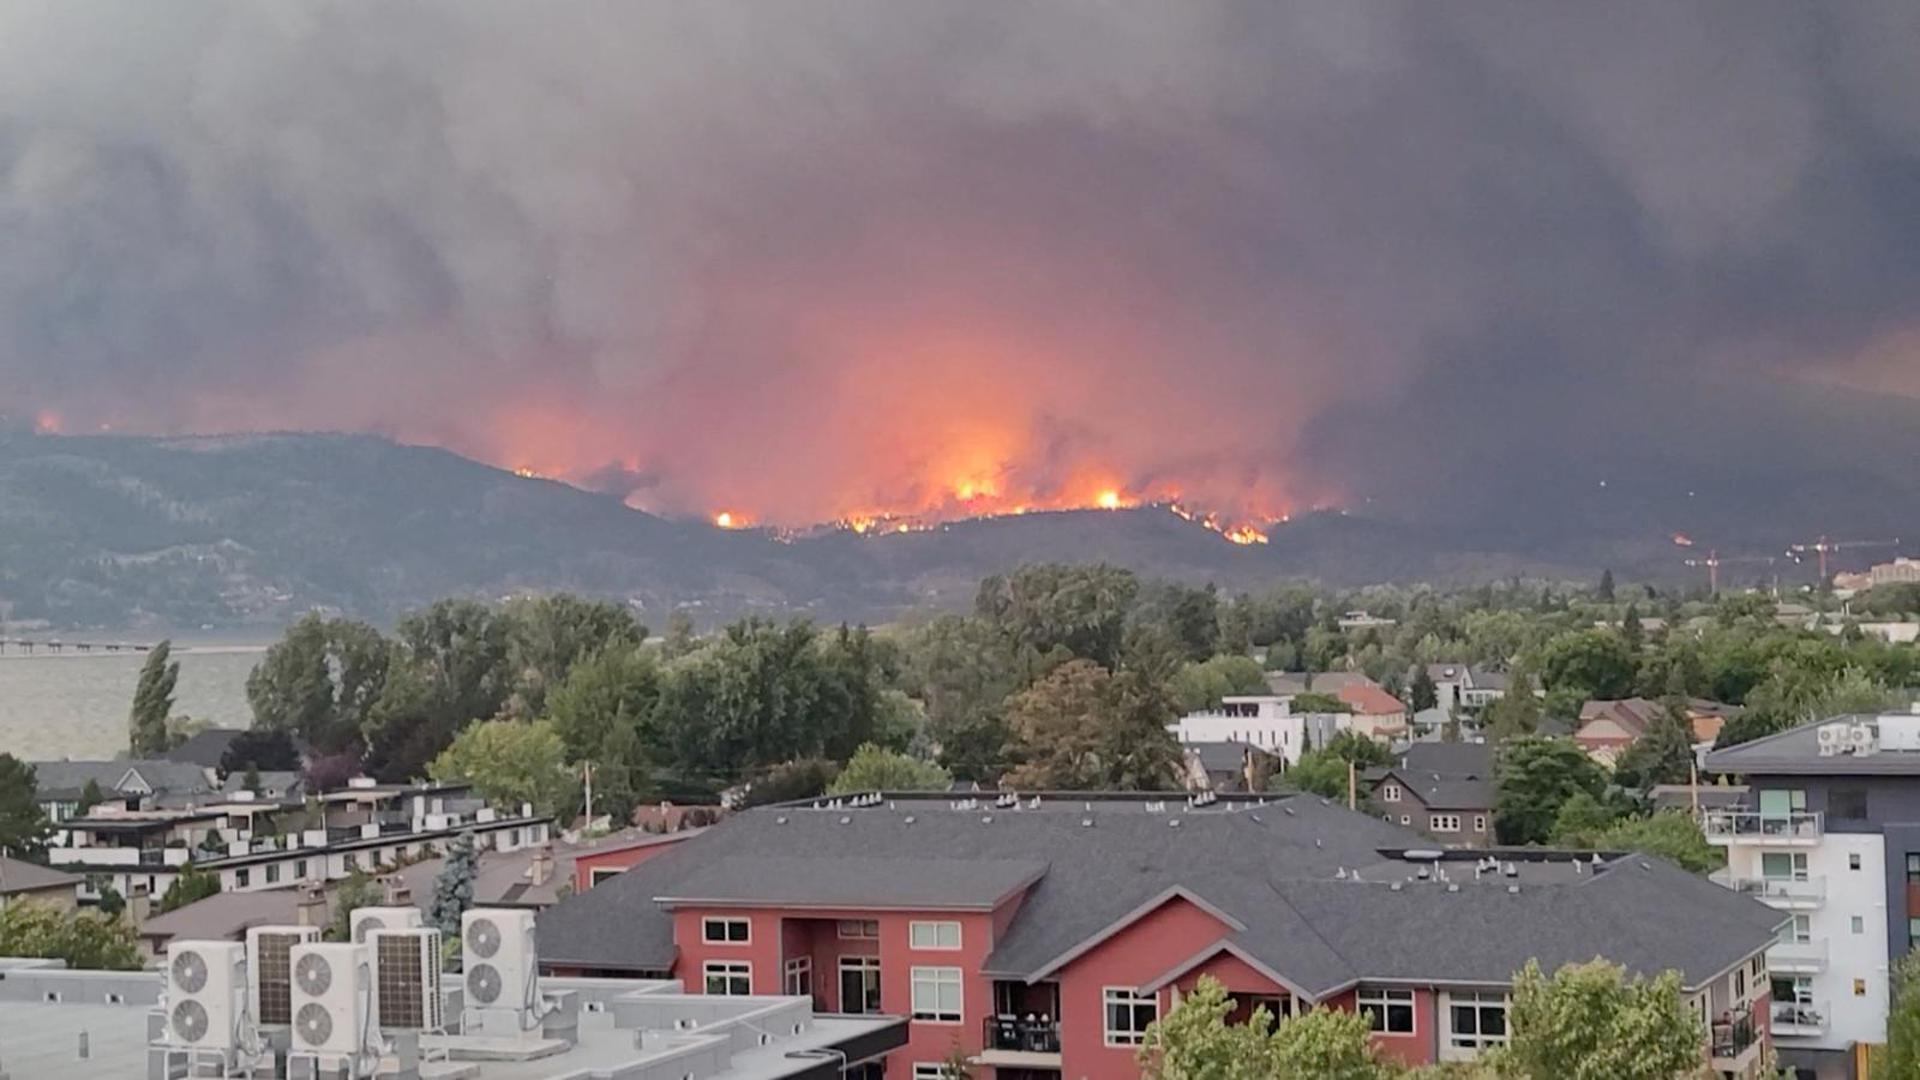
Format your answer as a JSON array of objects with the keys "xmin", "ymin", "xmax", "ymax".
[
  {"xmin": 1399, "ymin": 742, "xmax": 1493, "ymax": 778},
  {"xmin": 160, "ymin": 728, "xmax": 245, "ymax": 768},
  {"xmin": 1706, "ymin": 715, "xmax": 1920, "ymax": 776},
  {"xmin": 28, "ymin": 760, "xmax": 216, "ymax": 802},
  {"xmin": 1338, "ymin": 683, "xmax": 1406, "ymax": 717},
  {"xmin": 536, "ymin": 793, "xmax": 1781, "ymax": 997},
  {"xmin": 136, "ymin": 888, "xmax": 308, "ymax": 943},
  {"xmin": 1185, "ymin": 741, "xmax": 1265, "ymax": 775},
  {"xmin": 1376, "ymin": 770, "xmax": 1495, "ymax": 812},
  {"xmin": 0, "ymin": 856, "xmax": 81, "ymax": 896},
  {"xmin": 1264, "ymin": 671, "xmax": 1377, "ymax": 696}
]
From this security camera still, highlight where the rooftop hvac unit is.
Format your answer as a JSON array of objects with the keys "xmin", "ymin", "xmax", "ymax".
[
  {"xmin": 351, "ymin": 905, "xmax": 423, "ymax": 945},
  {"xmin": 1851, "ymin": 723, "xmax": 1879, "ymax": 755},
  {"xmin": 165, "ymin": 940, "xmax": 247, "ymax": 1051},
  {"xmin": 246, "ymin": 924, "xmax": 320, "ymax": 1027},
  {"xmin": 1879, "ymin": 713, "xmax": 1920, "ymax": 752},
  {"xmin": 288, "ymin": 942, "xmax": 373, "ymax": 1058},
  {"xmin": 370, "ymin": 928, "xmax": 445, "ymax": 1033},
  {"xmin": 462, "ymin": 908, "xmax": 538, "ymax": 1016},
  {"xmin": 1817, "ymin": 723, "xmax": 1850, "ymax": 756}
]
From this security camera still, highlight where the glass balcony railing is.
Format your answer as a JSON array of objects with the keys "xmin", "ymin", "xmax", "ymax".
[
  {"xmin": 1701, "ymin": 811, "xmax": 1823, "ymax": 842},
  {"xmin": 1772, "ymin": 998, "xmax": 1828, "ymax": 1036},
  {"xmin": 1768, "ymin": 938, "xmax": 1829, "ymax": 971}
]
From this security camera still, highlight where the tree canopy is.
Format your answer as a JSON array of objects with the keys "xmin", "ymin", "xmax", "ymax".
[
  {"xmin": 428, "ymin": 718, "xmax": 576, "ymax": 819},
  {"xmin": 246, "ymin": 614, "xmax": 391, "ymax": 755},
  {"xmin": 129, "ymin": 639, "xmax": 179, "ymax": 757},
  {"xmin": 827, "ymin": 743, "xmax": 950, "ymax": 795},
  {"xmin": 1495, "ymin": 737, "xmax": 1608, "ymax": 845},
  {"xmin": 1494, "ymin": 959, "xmax": 1702, "ymax": 1080},
  {"xmin": 0, "ymin": 754, "xmax": 51, "ymax": 858}
]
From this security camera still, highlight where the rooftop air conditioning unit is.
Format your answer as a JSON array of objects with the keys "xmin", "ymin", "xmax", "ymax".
[
  {"xmin": 246, "ymin": 924, "xmax": 320, "ymax": 1027},
  {"xmin": 1851, "ymin": 722, "xmax": 1878, "ymax": 755},
  {"xmin": 1879, "ymin": 713, "xmax": 1920, "ymax": 752},
  {"xmin": 462, "ymin": 908, "xmax": 538, "ymax": 1019},
  {"xmin": 352, "ymin": 905, "xmax": 423, "ymax": 945},
  {"xmin": 370, "ymin": 928, "xmax": 445, "ymax": 1033},
  {"xmin": 166, "ymin": 940, "xmax": 247, "ymax": 1051},
  {"xmin": 289, "ymin": 942, "xmax": 373, "ymax": 1059},
  {"xmin": 1817, "ymin": 723, "xmax": 1850, "ymax": 756}
]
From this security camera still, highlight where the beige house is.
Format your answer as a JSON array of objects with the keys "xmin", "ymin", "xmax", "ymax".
[{"xmin": 0, "ymin": 856, "xmax": 82, "ymax": 912}]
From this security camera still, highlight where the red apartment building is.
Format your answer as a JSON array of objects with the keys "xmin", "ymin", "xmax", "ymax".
[{"xmin": 540, "ymin": 792, "xmax": 1785, "ymax": 1079}]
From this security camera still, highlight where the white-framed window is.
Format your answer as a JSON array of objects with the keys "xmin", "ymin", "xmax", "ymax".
[
  {"xmin": 1399, "ymin": 814, "xmax": 1412, "ymax": 826},
  {"xmin": 1784, "ymin": 914, "xmax": 1812, "ymax": 944},
  {"xmin": 703, "ymin": 916, "xmax": 751, "ymax": 944},
  {"xmin": 838, "ymin": 919, "xmax": 880, "ymax": 940},
  {"xmin": 910, "ymin": 966, "xmax": 963, "ymax": 1023},
  {"xmin": 784, "ymin": 956, "xmax": 812, "ymax": 997},
  {"xmin": 1472, "ymin": 815, "xmax": 1487, "ymax": 832},
  {"xmin": 1382, "ymin": 783, "xmax": 1401, "ymax": 803},
  {"xmin": 1734, "ymin": 966, "xmax": 1746, "ymax": 1002},
  {"xmin": 1430, "ymin": 814, "xmax": 1461, "ymax": 833},
  {"xmin": 1761, "ymin": 852, "xmax": 1809, "ymax": 881},
  {"xmin": 1103, "ymin": 987, "xmax": 1158, "ymax": 1046},
  {"xmin": 912, "ymin": 1066, "xmax": 950, "ymax": 1080},
  {"xmin": 1444, "ymin": 992, "xmax": 1508, "ymax": 1057},
  {"xmin": 235, "ymin": 868, "xmax": 250, "ymax": 888},
  {"xmin": 910, "ymin": 920, "xmax": 962, "ymax": 950},
  {"xmin": 1357, "ymin": 988, "xmax": 1415, "ymax": 1034},
  {"xmin": 703, "ymin": 961, "xmax": 751, "ymax": 996},
  {"xmin": 589, "ymin": 867, "xmax": 623, "ymax": 886},
  {"xmin": 839, "ymin": 956, "xmax": 882, "ymax": 1014},
  {"xmin": 1853, "ymin": 916, "xmax": 1866, "ymax": 935}
]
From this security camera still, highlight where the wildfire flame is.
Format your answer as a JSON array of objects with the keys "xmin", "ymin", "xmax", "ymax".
[{"xmin": 1671, "ymin": 533, "xmax": 1695, "ymax": 547}]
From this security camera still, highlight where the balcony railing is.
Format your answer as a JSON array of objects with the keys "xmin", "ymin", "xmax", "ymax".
[
  {"xmin": 1710, "ymin": 1008, "xmax": 1759, "ymax": 1061},
  {"xmin": 1709, "ymin": 872, "xmax": 1826, "ymax": 906},
  {"xmin": 1772, "ymin": 998, "xmax": 1828, "ymax": 1037},
  {"xmin": 1769, "ymin": 938, "xmax": 1829, "ymax": 972},
  {"xmin": 1702, "ymin": 811, "xmax": 1823, "ymax": 843},
  {"xmin": 983, "ymin": 1016, "xmax": 1061, "ymax": 1055}
]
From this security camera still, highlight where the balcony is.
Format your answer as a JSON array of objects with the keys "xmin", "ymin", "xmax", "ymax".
[
  {"xmin": 1702, "ymin": 811, "xmax": 1823, "ymax": 845},
  {"xmin": 1771, "ymin": 998, "xmax": 1829, "ymax": 1038},
  {"xmin": 1768, "ymin": 938, "xmax": 1829, "ymax": 973},
  {"xmin": 1709, "ymin": 1007, "xmax": 1761, "ymax": 1070},
  {"xmin": 980, "ymin": 1016, "xmax": 1062, "ymax": 1069},
  {"xmin": 1709, "ymin": 872, "xmax": 1826, "ymax": 909}
]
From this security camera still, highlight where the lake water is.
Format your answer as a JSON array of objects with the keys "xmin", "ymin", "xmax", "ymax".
[{"xmin": 0, "ymin": 648, "xmax": 263, "ymax": 760}]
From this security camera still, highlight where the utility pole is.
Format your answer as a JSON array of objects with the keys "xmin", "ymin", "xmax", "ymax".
[{"xmin": 582, "ymin": 760, "xmax": 594, "ymax": 826}]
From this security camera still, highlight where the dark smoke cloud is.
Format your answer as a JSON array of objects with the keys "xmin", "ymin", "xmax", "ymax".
[{"xmin": 2, "ymin": 2, "xmax": 1918, "ymax": 533}]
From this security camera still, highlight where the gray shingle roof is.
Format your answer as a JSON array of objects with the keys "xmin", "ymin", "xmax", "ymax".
[
  {"xmin": 537, "ymin": 794, "xmax": 1781, "ymax": 996},
  {"xmin": 1399, "ymin": 743, "xmax": 1493, "ymax": 778},
  {"xmin": 1187, "ymin": 741, "xmax": 1262, "ymax": 775},
  {"xmin": 1705, "ymin": 715, "xmax": 1920, "ymax": 776},
  {"xmin": 660, "ymin": 856, "xmax": 1048, "ymax": 910},
  {"xmin": 28, "ymin": 760, "xmax": 216, "ymax": 802},
  {"xmin": 0, "ymin": 856, "xmax": 82, "ymax": 896},
  {"xmin": 160, "ymin": 728, "xmax": 245, "ymax": 768},
  {"xmin": 136, "ymin": 888, "xmax": 306, "ymax": 944}
]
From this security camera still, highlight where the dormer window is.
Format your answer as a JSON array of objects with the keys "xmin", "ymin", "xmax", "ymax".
[{"xmin": 1382, "ymin": 783, "xmax": 1402, "ymax": 803}]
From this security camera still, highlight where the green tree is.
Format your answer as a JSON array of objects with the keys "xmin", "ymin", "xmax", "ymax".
[
  {"xmin": 1584, "ymin": 811, "xmax": 1723, "ymax": 874},
  {"xmin": 429, "ymin": 832, "xmax": 478, "ymax": 939},
  {"xmin": 896, "ymin": 615, "xmax": 1022, "ymax": 782},
  {"xmin": 1881, "ymin": 949, "xmax": 1920, "ymax": 1080},
  {"xmin": 0, "ymin": 755, "xmax": 51, "ymax": 858},
  {"xmin": 1597, "ymin": 569, "xmax": 1616, "ymax": 602},
  {"xmin": 1409, "ymin": 665, "xmax": 1439, "ymax": 712},
  {"xmin": 1139, "ymin": 975, "xmax": 1281, "ymax": 1080},
  {"xmin": 1619, "ymin": 602, "xmax": 1644, "ymax": 652},
  {"xmin": 218, "ymin": 728, "xmax": 302, "ymax": 777},
  {"xmin": 660, "ymin": 610, "xmax": 699, "ymax": 659},
  {"xmin": 0, "ymin": 902, "xmax": 141, "ymax": 970},
  {"xmin": 1169, "ymin": 654, "xmax": 1270, "ymax": 714},
  {"xmin": 325, "ymin": 871, "xmax": 384, "ymax": 942},
  {"xmin": 741, "ymin": 759, "xmax": 840, "ymax": 808},
  {"xmin": 1484, "ymin": 683, "xmax": 1543, "ymax": 743},
  {"xmin": 1536, "ymin": 630, "xmax": 1637, "ymax": 700},
  {"xmin": 92, "ymin": 879, "xmax": 126, "ymax": 918},
  {"xmin": 158, "ymin": 865, "xmax": 221, "ymax": 913},
  {"xmin": 1129, "ymin": 581, "xmax": 1221, "ymax": 663},
  {"xmin": 1324, "ymin": 730, "xmax": 1394, "ymax": 769},
  {"xmin": 1494, "ymin": 959, "xmax": 1702, "ymax": 1080},
  {"xmin": 502, "ymin": 593, "xmax": 645, "ymax": 720},
  {"xmin": 1275, "ymin": 751, "xmax": 1352, "ymax": 800},
  {"xmin": 427, "ymin": 718, "xmax": 576, "ymax": 819},
  {"xmin": 1549, "ymin": 791, "xmax": 1618, "ymax": 842},
  {"xmin": 1002, "ymin": 660, "xmax": 1181, "ymax": 790},
  {"xmin": 1292, "ymin": 691, "xmax": 1353, "ymax": 714},
  {"xmin": 826, "ymin": 743, "xmax": 951, "ymax": 794},
  {"xmin": 75, "ymin": 777, "xmax": 105, "ymax": 817},
  {"xmin": 1495, "ymin": 738, "xmax": 1608, "ymax": 845},
  {"xmin": 1270, "ymin": 1006, "xmax": 1395, "ymax": 1080},
  {"xmin": 247, "ymin": 615, "xmax": 391, "ymax": 754},
  {"xmin": 975, "ymin": 564, "xmax": 1140, "ymax": 669},
  {"xmin": 545, "ymin": 644, "xmax": 659, "ymax": 778},
  {"xmin": 129, "ymin": 639, "xmax": 179, "ymax": 757},
  {"xmin": 363, "ymin": 600, "xmax": 514, "ymax": 782}
]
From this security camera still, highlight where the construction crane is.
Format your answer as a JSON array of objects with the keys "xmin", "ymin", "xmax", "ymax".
[
  {"xmin": 1785, "ymin": 536, "xmax": 1902, "ymax": 583},
  {"xmin": 1681, "ymin": 549, "xmax": 1777, "ymax": 594}
]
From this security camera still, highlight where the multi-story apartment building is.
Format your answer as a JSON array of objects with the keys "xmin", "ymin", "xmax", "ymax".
[
  {"xmin": 45, "ymin": 777, "xmax": 550, "ymax": 904},
  {"xmin": 1167, "ymin": 695, "xmax": 1349, "ymax": 766},
  {"xmin": 1705, "ymin": 709, "xmax": 1920, "ymax": 1080},
  {"xmin": 539, "ymin": 791, "xmax": 1783, "ymax": 1079}
]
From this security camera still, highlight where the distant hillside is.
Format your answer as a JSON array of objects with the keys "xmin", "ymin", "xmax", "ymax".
[{"xmin": 0, "ymin": 429, "xmax": 1901, "ymax": 630}]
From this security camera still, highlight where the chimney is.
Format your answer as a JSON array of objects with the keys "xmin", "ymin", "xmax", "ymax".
[
  {"xmin": 296, "ymin": 882, "xmax": 327, "ymax": 928},
  {"xmin": 128, "ymin": 882, "xmax": 152, "ymax": 931},
  {"xmin": 530, "ymin": 844, "xmax": 555, "ymax": 888}
]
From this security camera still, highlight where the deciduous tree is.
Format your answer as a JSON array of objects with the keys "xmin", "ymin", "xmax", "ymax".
[
  {"xmin": 1495, "ymin": 737, "xmax": 1608, "ymax": 845},
  {"xmin": 428, "ymin": 718, "xmax": 576, "ymax": 819},
  {"xmin": 826, "ymin": 743, "xmax": 950, "ymax": 794},
  {"xmin": 0, "ymin": 754, "xmax": 51, "ymax": 858},
  {"xmin": 157, "ymin": 865, "xmax": 220, "ymax": 914},
  {"xmin": 247, "ymin": 615, "xmax": 391, "ymax": 754},
  {"xmin": 1494, "ymin": 959, "xmax": 1702, "ymax": 1080},
  {"xmin": 502, "ymin": 593, "xmax": 645, "ymax": 720},
  {"xmin": 1002, "ymin": 660, "xmax": 1181, "ymax": 790},
  {"xmin": 0, "ymin": 902, "xmax": 141, "ymax": 970}
]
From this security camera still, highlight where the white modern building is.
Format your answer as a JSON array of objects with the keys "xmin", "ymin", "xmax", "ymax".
[
  {"xmin": 1168, "ymin": 695, "xmax": 1351, "ymax": 766},
  {"xmin": 1704, "ymin": 710, "xmax": 1920, "ymax": 1079}
]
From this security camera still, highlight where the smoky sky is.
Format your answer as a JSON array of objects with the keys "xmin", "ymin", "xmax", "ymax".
[{"xmin": 3, "ymin": 2, "xmax": 1920, "ymax": 530}]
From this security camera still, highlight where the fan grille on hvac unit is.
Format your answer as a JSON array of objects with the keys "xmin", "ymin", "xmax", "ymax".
[
  {"xmin": 171, "ymin": 999, "xmax": 209, "ymax": 1043},
  {"xmin": 354, "ymin": 915, "xmax": 385, "ymax": 943},
  {"xmin": 467, "ymin": 917, "xmax": 502, "ymax": 958},
  {"xmin": 466, "ymin": 963, "xmax": 502, "ymax": 1005},
  {"xmin": 295, "ymin": 952, "xmax": 333, "ymax": 996},
  {"xmin": 171, "ymin": 950, "xmax": 208, "ymax": 994},
  {"xmin": 295, "ymin": 1002, "xmax": 334, "ymax": 1047},
  {"xmin": 255, "ymin": 933, "xmax": 302, "ymax": 1025},
  {"xmin": 376, "ymin": 934, "xmax": 438, "ymax": 1030}
]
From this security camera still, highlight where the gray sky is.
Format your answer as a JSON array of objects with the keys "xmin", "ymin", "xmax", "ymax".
[{"xmin": 3, "ymin": 2, "xmax": 1917, "ymax": 536}]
